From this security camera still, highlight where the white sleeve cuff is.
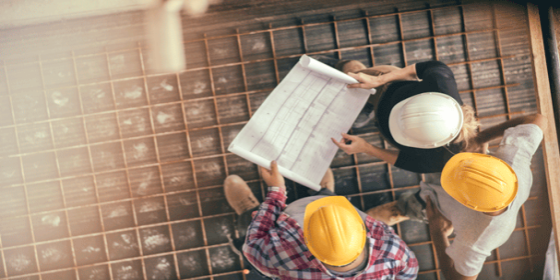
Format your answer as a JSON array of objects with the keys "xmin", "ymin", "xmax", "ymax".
[{"xmin": 268, "ymin": 186, "xmax": 286, "ymax": 196}]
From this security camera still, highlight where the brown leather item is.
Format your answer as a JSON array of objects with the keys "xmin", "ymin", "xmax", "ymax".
[{"xmin": 224, "ymin": 175, "xmax": 260, "ymax": 215}]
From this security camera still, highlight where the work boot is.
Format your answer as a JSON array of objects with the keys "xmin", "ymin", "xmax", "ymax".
[
  {"xmin": 396, "ymin": 191, "xmax": 428, "ymax": 223},
  {"xmin": 224, "ymin": 175, "xmax": 260, "ymax": 215},
  {"xmin": 320, "ymin": 168, "xmax": 335, "ymax": 193},
  {"xmin": 366, "ymin": 201, "xmax": 410, "ymax": 226}
]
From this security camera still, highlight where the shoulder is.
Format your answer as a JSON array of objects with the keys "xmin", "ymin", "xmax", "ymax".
[
  {"xmin": 244, "ymin": 214, "xmax": 319, "ymax": 274},
  {"xmin": 276, "ymin": 214, "xmax": 308, "ymax": 245},
  {"xmin": 417, "ymin": 60, "xmax": 450, "ymax": 69},
  {"xmin": 495, "ymin": 123, "xmax": 543, "ymax": 162},
  {"xmin": 416, "ymin": 60, "xmax": 454, "ymax": 78},
  {"xmin": 366, "ymin": 218, "xmax": 413, "ymax": 258},
  {"xmin": 366, "ymin": 217, "xmax": 396, "ymax": 239}
]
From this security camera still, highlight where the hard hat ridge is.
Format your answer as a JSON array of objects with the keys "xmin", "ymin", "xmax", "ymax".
[
  {"xmin": 442, "ymin": 153, "xmax": 518, "ymax": 212},
  {"xmin": 389, "ymin": 92, "xmax": 463, "ymax": 148},
  {"xmin": 460, "ymin": 166, "xmax": 507, "ymax": 193},
  {"xmin": 303, "ymin": 196, "xmax": 366, "ymax": 266}
]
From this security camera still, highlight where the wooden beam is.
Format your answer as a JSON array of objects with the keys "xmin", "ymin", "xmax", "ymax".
[{"xmin": 527, "ymin": 3, "xmax": 560, "ymax": 269}]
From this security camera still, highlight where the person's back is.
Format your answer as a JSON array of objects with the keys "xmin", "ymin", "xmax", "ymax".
[
  {"xmin": 421, "ymin": 115, "xmax": 545, "ymax": 279},
  {"xmin": 419, "ymin": 125, "xmax": 538, "ymax": 274},
  {"xmin": 366, "ymin": 113, "xmax": 546, "ymax": 280},
  {"xmin": 226, "ymin": 161, "xmax": 418, "ymax": 280}
]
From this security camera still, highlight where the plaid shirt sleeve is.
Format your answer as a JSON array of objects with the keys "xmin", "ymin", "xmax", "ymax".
[
  {"xmin": 242, "ymin": 187, "xmax": 287, "ymax": 278},
  {"xmin": 366, "ymin": 218, "xmax": 419, "ymax": 280},
  {"xmin": 395, "ymin": 239, "xmax": 419, "ymax": 280}
]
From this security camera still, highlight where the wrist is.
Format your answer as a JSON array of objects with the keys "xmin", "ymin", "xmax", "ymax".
[
  {"xmin": 378, "ymin": 73, "xmax": 390, "ymax": 85},
  {"xmin": 365, "ymin": 142, "xmax": 379, "ymax": 154},
  {"xmin": 356, "ymin": 142, "xmax": 367, "ymax": 153},
  {"xmin": 268, "ymin": 186, "xmax": 286, "ymax": 194}
]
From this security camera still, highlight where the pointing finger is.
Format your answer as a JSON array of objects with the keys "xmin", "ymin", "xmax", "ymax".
[
  {"xmin": 331, "ymin": 137, "xmax": 339, "ymax": 144},
  {"xmin": 331, "ymin": 137, "xmax": 344, "ymax": 149},
  {"xmin": 339, "ymin": 135, "xmax": 353, "ymax": 144}
]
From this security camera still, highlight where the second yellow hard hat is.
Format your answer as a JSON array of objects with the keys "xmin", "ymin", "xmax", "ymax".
[{"xmin": 441, "ymin": 153, "xmax": 518, "ymax": 212}]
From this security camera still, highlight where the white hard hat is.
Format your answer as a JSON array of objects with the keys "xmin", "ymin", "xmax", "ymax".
[{"xmin": 389, "ymin": 92, "xmax": 463, "ymax": 149}]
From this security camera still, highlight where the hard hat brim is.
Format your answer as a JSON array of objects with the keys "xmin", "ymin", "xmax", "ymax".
[
  {"xmin": 389, "ymin": 92, "xmax": 463, "ymax": 149},
  {"xmin": 303, "ymin": 196, "xmax": 366, "ymax": 266}
]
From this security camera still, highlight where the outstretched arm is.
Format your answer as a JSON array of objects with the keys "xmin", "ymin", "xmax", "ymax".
[
  {"xmin": 243, "ymin": 161, "xmax": 286, "ymax": 277},
  {"xmin": 347, "ymin": 64, "xmax": 419, "ymax": 89},
  {"xmin": 331, "ymin": 133, "xmax": 399, "ymax": 165},
  {"xmin": 426, "ymin": 198, "xmax": 478, "ymax": 280},
  {"xmin": 473, "ymin": 113, "xmax": 547, "ymax": 146}
]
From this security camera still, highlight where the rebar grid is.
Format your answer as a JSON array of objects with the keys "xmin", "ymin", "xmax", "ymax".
[
  {"xmin": 70, "ymin": 49, "xmax": 113, "ymax": 280},
  {"xmin": 0, "ymin": 2, "xmax": 546, "ymax": 280},
  {"xmin": 0, "ymin": 7, "xmax": 527, "ymax": 207}
]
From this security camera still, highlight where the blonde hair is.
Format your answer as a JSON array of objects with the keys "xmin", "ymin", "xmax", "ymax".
[{"xmin": 452, "ymin": 104, "xmax": 480, "ymax": 150}]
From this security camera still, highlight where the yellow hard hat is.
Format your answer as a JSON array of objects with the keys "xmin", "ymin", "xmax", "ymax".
[
  {"xmin": 303, "ymin": 196, "xmax": 366, "ymax": 266},
  {"xmin": 441, "ymin": 153, "xmax": 518, "ymax": 212}
]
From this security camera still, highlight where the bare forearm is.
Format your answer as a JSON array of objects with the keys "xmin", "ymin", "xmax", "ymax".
[
  {"xmin": 379, "ymin": 64, "xmax": 418, "ymax": 84},
  {"xmin": 363, "ymin": 143, "xmax": 399, "ymax": 165},
  {"xmin": 476, "ymin": 113, "xmax": 546, "ymax": 143},
  {"xmin": 431, "ymin": 231, "xmax": 455, "ymax": 279}
]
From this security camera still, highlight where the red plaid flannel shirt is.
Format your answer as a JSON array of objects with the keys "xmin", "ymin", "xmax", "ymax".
[{"xmin": 243, "ymin": 188, "xmax": 418, "ymax": 279}]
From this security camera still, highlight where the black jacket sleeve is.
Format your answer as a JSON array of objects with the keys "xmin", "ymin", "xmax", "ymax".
[
  {"xmin": 393, "ymin": 147, "xmax": 451, "ymax": 173},
  {"xmin": 378, "ymin": 60, "xmax": 463, "ymax": 173}
]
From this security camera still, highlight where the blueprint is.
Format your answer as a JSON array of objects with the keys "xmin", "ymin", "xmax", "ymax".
[{"xmin": 228, "ymin": 55, "xmax": 375, "ymax": 191}]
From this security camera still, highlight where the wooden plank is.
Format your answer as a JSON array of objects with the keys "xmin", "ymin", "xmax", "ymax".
[{"xmin": 527, "ymin": 3, "xmax": 560, "ymax": 269}]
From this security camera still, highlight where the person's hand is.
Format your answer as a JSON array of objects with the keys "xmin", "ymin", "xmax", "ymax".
[
  {"xmin": 331, "ymin": 133, "xmax": 369, "ymax": 155},
  {"xmin": 347, "ymin": 72, "xmax": 386, "ymax": 89},
  {"xmin": 426, "ymin": 197, "xmax": 454, "ymax": 237},
  {"xmin": 464, "ymin": 137, "xmax": 490, "ymax": 154},
  {"xmin": 260, "ymin": 161, "xmax": 285, "ymax": 189}
]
